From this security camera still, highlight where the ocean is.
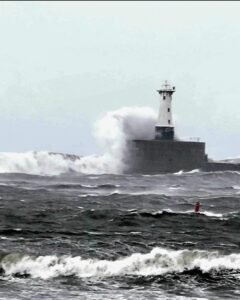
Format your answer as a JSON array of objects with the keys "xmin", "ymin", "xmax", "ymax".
[{"xmin": 0, "ymin": 169, "xmax": 240, "ymax": 299}]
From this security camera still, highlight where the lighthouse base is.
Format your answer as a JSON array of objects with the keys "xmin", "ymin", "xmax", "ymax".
[{"xmin": 155, "ymin": 126, "xmax": 174, "ymax": 140}]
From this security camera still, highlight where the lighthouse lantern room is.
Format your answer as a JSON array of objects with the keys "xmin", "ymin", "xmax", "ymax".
[{"xmin": 155, "ymin": 81, "xmax": 175, "ymax": 140}]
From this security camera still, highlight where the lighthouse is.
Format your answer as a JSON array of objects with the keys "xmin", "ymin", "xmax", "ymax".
[{"xmin": 155, "ymin": 81, "xmax": 175, "ymax": 140}]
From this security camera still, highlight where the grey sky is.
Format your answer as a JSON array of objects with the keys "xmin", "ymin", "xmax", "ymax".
[{"xmin": 0, "ymin": 1, "xmax": 240, "ymax": 159}]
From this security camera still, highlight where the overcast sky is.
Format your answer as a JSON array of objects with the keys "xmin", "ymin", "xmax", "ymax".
[{"xmin": 0, "ymin": 1, "xmax": 240, "ymax": 159}]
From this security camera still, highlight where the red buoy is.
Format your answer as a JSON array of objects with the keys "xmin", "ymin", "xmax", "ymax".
[{"xmin": 194, "ymin": 201, "xmax": 200, "ymax": 213}]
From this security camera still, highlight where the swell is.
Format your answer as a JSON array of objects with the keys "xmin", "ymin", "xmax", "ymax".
[
  {"xmin": 1, "ymin": 208, "xmax": 240, "ymax": 234},
  {"xmin": 47, "ymin": 183, "xmax": 120, "ymax": 190},
  {"xmin": 79, "ymin": 208, "xmax": 240, "ymax": 220}
]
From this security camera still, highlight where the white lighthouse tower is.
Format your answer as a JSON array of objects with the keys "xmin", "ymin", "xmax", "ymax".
[{"xmin": 155, "ymin": 81, "xmax": 175, "ymax": 140}]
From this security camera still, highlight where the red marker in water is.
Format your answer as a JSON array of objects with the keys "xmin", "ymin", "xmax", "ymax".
[{"xmin": 194, "ymin": 201, "xmax": 200, "ymax": 213}]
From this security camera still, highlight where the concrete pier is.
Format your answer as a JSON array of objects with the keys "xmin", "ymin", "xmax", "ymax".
[
  {"xmin": 126, "ymin": 139, "xmax": 207, "ymax": 173},
  {"xmin": 126, "ymin": 139, "xmax": 240, "ymax": 174}
]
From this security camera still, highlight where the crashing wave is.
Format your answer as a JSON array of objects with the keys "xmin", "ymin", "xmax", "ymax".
[
  {"xmin": 0, "ymin": 107, "xmax": 156, "ymax": 175},
  {"xmin": 1, "ymin": 247, "xmax": 240, "ymax": 279}
]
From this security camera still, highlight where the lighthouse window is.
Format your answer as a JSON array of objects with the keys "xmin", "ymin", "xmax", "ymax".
[
  {"xmin": 163, "ymin": 96, "xmax": 166, "ymax": 100},
  {"xmin": 168, "ymin": 108, "xmax": 170, "ymax": 112},
  {"xmin": 168, "ymin": 120, "xmax": 170, "ymax": 124}
]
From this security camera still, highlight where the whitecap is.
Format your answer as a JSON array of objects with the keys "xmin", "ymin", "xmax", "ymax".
[{"xmin": 200, "ymin": 211, "xmax": 223, "ymax": 218}]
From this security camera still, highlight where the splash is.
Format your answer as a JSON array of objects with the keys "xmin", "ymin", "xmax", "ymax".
[
  {"xmin": 93, "ymin": 106, "xmax": 156, "ymax": 173},
  {"xmin": 0, "ymin": 107, "xmax": 157, "ymax": 175},
  {"xmin": 1, "ymin": 247, "xmax": 240, "ymax": 279}
]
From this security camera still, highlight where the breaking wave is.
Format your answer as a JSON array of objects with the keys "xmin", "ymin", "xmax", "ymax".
[
  {"xmin": 219, "ymin": 157, "xmax": 240, "ymax": 164},
  {"xmin": 1, "ymin": 247, "xmax": 240, "ymax": 279},
  {"xmin": 135, "ymin": 209, "xmax": 224, "ymax": 218},
  {"xmin": 174, "ymin": 169, "xmax": 200, "ymax": 175},
  {"xmin": 0, "ymin": 107, "xmax": 156, "ymax": 175}
]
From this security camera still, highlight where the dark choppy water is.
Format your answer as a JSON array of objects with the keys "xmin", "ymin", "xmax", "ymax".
[{"xmin": 0, "ymin": 170, "xmax": 240, "ymax": 299}]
